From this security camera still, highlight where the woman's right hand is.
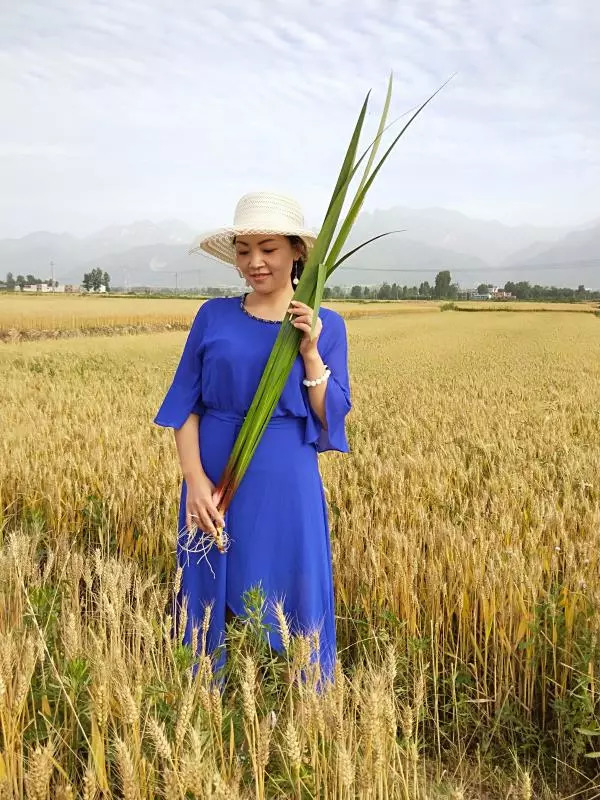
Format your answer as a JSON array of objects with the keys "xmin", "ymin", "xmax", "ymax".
[{"xmin": 185, "ymin": 471, "xmax": 225, "ymax": 539}]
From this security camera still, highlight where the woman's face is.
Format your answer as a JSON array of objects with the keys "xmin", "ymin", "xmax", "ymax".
[{"xmin": 234, "ymin": 234, "xmax": 299, "ymax": 294}]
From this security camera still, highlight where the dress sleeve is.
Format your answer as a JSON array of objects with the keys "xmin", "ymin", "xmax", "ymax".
[
  {"xmin": 153, "ymin": 302, "xmax": 209, "ymax": 429},
  {"xmin": 304, "ymin": 311, "xmax": 352, "ymax": 453}
]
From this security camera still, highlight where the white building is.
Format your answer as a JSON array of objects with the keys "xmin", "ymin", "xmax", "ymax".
[{"xmin": 22, "ymin": 283, "xmax": 66, "ymax": 293}]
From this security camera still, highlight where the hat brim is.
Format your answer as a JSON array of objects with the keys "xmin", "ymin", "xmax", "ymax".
[{"xmin": 189, "ymin": 226, "xmax": 318, "ymax": 266}]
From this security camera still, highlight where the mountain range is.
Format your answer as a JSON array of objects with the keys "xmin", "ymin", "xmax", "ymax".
[{"xmin": 1, "ymin": 208, "xmax": 598, "ymax": 290}]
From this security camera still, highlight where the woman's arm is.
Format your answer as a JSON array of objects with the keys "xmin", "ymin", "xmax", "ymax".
[
  {"xmin": 174, "ymin": 412, "xmax": 225, "ymax": 535},
  {"xmin": 174, "ymin": 412, "xmax": 205, "ymax": 481},
  {"xmin": 302, "ymin": 351, "xmax": 328, "ymax": 429},
  {"xmin": 302, "ymin": 311, "xmax": 352, "ymax": 453}
]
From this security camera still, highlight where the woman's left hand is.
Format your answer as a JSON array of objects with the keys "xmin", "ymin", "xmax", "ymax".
[{"xmin": 288, "ymin": 300, "xmax": 322, "ymax": 358}]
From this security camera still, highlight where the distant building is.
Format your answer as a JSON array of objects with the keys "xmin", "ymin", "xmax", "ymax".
[
  {"xmin": 490, "ymin": 287, "xmax": 515, "ymax": 299},
  {"xmin": 22, "ymin": 283, "xmax": 66, "ymax": 293},
  {"xmin": 466, "ymin": 286, "xmax": 516, "ymax": 301}
]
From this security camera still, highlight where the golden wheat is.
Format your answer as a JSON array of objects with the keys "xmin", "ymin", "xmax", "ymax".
[
  {"xmin": 0, "ymin": 293, "xmax": 447, "ymax": 342},
  {"xmin": 0, "ymin": 308, "xmax": 599, "ymax": 797}
]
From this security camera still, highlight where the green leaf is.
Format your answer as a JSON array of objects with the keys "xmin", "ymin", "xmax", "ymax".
[
  {"xmin": 323, "ymin": 91, "xmax": 371, "ymax": 221},
  {"xmin": 305, "ymin": 91, "xmax": 371, "ymax": 276},
  {"xmin": 356, "ymin": 71, "xmax": 393, "ymax": 197},
  {"xmin": 311, "ymin": 262, "xmax": 327, "ymax": 338},
  {"xmin": 577, "ymin": 727, "xmax": 600, "ymax": 736},
  {"xmin": 326, "ymin": 78, "xmax": 452, "ymax": 272}
]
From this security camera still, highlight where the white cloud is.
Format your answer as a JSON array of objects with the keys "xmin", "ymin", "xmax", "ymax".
[{"xmin": 0, "ymin": 0, "xmax": 598, "ymax": 236}]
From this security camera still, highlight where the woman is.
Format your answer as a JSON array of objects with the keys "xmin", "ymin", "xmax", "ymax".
[{"xmin": 154, "ymin": 191, "xmax": 352, "ymax": 681}]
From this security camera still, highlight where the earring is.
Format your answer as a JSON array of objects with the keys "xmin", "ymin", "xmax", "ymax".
[{"xmin": 292, "ymin": 260, "xmax": 299, "ymax": 286}]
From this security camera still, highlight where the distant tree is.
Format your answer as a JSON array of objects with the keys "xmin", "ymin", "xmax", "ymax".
[
  {"xmin": 323, "ymin": 286, "xmax": 332, "ymax": 299},
  {"xmin": 350, "ymin": 284, "xmax": 363, "ymax": 299},
  {"xmin": 377, "ymin": 282, "xmax": 392, "ymax": 300},
  {"xmin": 82, "ymin": 267, "xmax": 107, "ymax": 291},
  {"xmin": 5, "ymin": 272, "xmax": 15, "ymax": 290},
  {"xmin": 434, "ymin": 270, "xmax": 452, "ymax": 299},
  {"xmin": 16, "ymin": 274, "xmax": 26, "ymax": 290},
  {"xmin": 91, "ymin": 268, "xmax": 103, "ymax": 290},
  {"xmin": 477, "ymin": 283, "xmax": 491, "ymax": 294},
  {"xmin": 513, "ymin": 281, "xmax": 532, "ymax": 300},
  {"xmin": 419, "ymin": 281, "xmax": 432, "ymax": 298}
]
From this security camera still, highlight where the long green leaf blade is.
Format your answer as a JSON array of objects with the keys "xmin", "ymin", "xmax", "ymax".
[
  {"xmin": 311, "ymin": 262, "xmax": 327, "ymax": 338},
  {"xmin": 326, "ymin": 79, "xmax": 451, "ymax": 271},
  {"xmin": 323, "ymin": 91, "xmax": 371, "ymax": 220},
  {"xmin": 356, "ymin": 71, "xmax": 393, "ymax": 197}
]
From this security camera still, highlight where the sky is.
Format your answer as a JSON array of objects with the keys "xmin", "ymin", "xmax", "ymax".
[{"xmin": 1, "ymin": 0, "xmax": 599, "ymax": 239}]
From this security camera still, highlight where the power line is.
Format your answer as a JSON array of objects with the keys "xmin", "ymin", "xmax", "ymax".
[
  {"xmin": 155, "ymin": 257, "xmax": 599, "ymax": 277},
  {"xmin": 338, "ymin": 257, "xmax": 600, "ymax": 274}
]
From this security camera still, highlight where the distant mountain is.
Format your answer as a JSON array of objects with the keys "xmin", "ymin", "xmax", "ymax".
[
  {"xmin": 0, "ymin": 211, "xmax": 596, "ymax": 289},
  {"xmin": 340, "ymin": 228, "xmax": 488, "ymax": 284},
  {"xmin": 86, "ymin": 219, "xmax": 196, "ymax": 257},
  {"xmin": 58, "ymin": 243, "xmax": 232, "ymax": 289},
  {"xmin": 505, "ymin": 222, "xmax": 600, "ymax": 265},
  {"xmin": 352, "ymin": 206, "xmax": 569, "ymax": 264},
  {"xmin": 502, "ymin": 222, "xmax": 600, "ymax": 289},
  {"xmin": 0, "ymin": 232, "xmax": 81, "ymax": 279},
  {"xmin": 0, "ymin": 220, "xmax": 222, "ymax": 288}
]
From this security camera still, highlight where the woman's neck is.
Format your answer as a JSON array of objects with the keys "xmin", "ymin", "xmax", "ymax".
[{"xmin": 245, "ymin": 287, "xmax": 294, "ymax": 319}]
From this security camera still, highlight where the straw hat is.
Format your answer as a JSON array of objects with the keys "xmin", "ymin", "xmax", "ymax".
[{"xmin": 189, "ymin": 191, "xmax": 317, "ymax": 265}]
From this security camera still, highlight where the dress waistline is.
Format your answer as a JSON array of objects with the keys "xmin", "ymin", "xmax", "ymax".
[{"xmin": 203, "ymin": 408, "xmax": 304, "ymax": 428}]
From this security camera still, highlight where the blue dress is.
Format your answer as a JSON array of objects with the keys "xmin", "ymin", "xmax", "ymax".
[{"xmin": 154, "ymin": 293, "xmax": 351, "ymax": 681}]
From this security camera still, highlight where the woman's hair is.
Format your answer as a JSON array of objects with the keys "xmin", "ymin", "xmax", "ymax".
[{"xmin": 232, "ymin": 234, "xmax": 308, "ymax": 287}]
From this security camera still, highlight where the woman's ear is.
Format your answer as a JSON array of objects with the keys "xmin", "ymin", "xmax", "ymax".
[{"xmin": 294, "ymin": 238, "xmax": 307, "ymax": 263}]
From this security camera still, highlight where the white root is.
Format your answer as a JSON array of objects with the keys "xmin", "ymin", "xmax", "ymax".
[{"xmin": 176, "ymin": 522, "xmax": 231, "ymax": 579}]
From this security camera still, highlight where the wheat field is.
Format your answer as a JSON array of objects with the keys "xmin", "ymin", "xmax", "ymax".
[
  {"xmin": 0, "ymin": 295, "xmax": 442, "ymax": 342},
  {"xmin": 1, "ymin": 301, "xmax": 599, "ymax": 798},
  {"xmin": 2, "ymin": 293, "xmax": 596, "ymax": 342}
]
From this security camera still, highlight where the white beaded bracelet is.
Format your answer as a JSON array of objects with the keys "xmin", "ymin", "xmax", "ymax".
[{"xmin": 303, "ymin": 365, "xmax": 331, "ymax": 387}]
